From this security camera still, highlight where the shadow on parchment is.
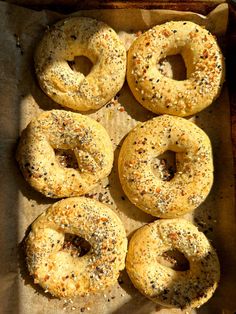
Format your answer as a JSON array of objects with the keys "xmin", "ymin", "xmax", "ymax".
[
  {"xmin": 113, "ymin": 270, "xmax": 161, "ymax": 314},
  {"xmin": 1, "ymin": 5, "xmax": 63, "ymax": 313}
]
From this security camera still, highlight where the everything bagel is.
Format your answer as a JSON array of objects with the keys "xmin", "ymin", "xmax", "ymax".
[
  {"xmin": 16, "ymin": 110, "xmax": 113, "ymax": 198},
  {"xmin": 126, "ymin": 219, "xmax": 220, "ymax": 309},
  {"xmin": 35, "ymin": 17, "xmax": 126, "ymax": 111},
  {"xmin": 127, "ymin": 21, "xmax": 225, "ymax": 116},
  {"xmin": 118, "ymin": 115, "xmax": 213, "ymax": 218},
  {"xmin": 25, "ymin": 197, "xmax": 127, "ymax": 298}
]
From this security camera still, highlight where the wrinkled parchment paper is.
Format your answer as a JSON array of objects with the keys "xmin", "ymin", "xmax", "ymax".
[{"xmin": 0, "ymin": 2, "xmax": 236, "ymax": 313}]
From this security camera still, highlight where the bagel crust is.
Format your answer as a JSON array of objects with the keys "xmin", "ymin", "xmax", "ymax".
[
  {"xmin": 127, "ymin": 21, "xmax": 225, "ymax": 116},
  {"xmin": 25, "ymin": 197, "xmax": 127, "ymax": 298},
  {"xmin": 126, "ymin": 219, "xmax": 220, "ymax": 309},
  {"xmin": 35, "ymin": 17, "xmax": 126, "ymax": 111},
  {"xmin": 16, "ymin": 110, "xmax": 113, "ymax": 198},
  {"xmin": 118, "ymin": 115, "xmax": 213, "ymax": 218}
]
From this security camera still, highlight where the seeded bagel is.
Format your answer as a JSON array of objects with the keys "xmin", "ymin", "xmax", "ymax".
[
  {"xmin": 25, "ymin": 197, "xmax": 127, "ymax": 298},
  {"xmin": 127, "ymin": 21, "xmax": 225, "ymax": 116},
  {"xmin": 35, "ymin": 17, "xmax": 126, "ymax": 111},
  {"xmin": 126, "ymin": 219, "xmax": 220, "ymax": 309},
  {"xmin": 16, "ymin": 110, "xmax": 113, "ymax": 198},
  {"xmin": 118, "ymin": 115, "xmax": 213, "ymax": 218}
]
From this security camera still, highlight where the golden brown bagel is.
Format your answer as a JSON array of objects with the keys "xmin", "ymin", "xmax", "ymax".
[
  {"xmin": 16, "ymin": 110, "xmax": 113, "ymax": 198},
  {"xmin": 25, "ymin": 197, "xmax": 127, "ymax": 298},
  {"xmin": 118, "ymin": 115, "xmax": 213, "ymax": 218},
  {"xmin": 126, "ymin": 219, "xmax": 220, "ymax": 309},
  {"xmin": 127, "ymin": 21, "xmax": 225, "ymax": 116},
  {"xmin": 35, "ymin": 17, "xmax": 126, "ymax": 111}
]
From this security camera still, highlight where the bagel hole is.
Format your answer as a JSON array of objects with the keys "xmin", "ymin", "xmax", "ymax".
[
  {"xmin": 55, "ymin": 149, "xmax": 78, "ymax": 169},
  {"xmin": 62, "ymin": 234, "xmax": 91, "ymax": 257},
  {"xmin": 151, "ymin": 150, "xmax": 176, "ymax": 181},
  {"xmin": 68, "ymin": 56, "xmax": 93, "ymax": 76},
  {"xmin": 157, "ymin": 249, "xmax": 190, "ymax": 271},
  {"xmin": 157, "ymin": 55, "xmax": 186, "ymax": 80}
]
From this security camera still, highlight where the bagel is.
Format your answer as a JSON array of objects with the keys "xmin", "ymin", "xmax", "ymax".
[
  {"xmin": 127, "ymin": 21, "xmax": 225, "ymax": 116},
  {"xmin": 118, "ymin": 115, "xmax": 213, "ymax": 218},
  {"xmin": 126, "ymin": 219, "xmax": 220, "ymax": 309},
  {"xmin": 35, "ymin": 16, "xmax": 126, "ymax": 111},
  {"xmin": 16, "ymin": 110, "xmax": 113, "ymax": 198},
  {"xmin": 25, "ymin": 197, "xmax": 127, "ymax": 298}
]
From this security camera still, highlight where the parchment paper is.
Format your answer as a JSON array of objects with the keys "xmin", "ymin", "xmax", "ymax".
[{"xmin": 0, "ymin": 2, "xmax": 236, "ymax": 314}]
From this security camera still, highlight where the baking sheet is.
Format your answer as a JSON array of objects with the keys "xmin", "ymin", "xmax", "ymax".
[{"xmin": 0, "ymin": 2, "xmax": 236, "ymax": 313}]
